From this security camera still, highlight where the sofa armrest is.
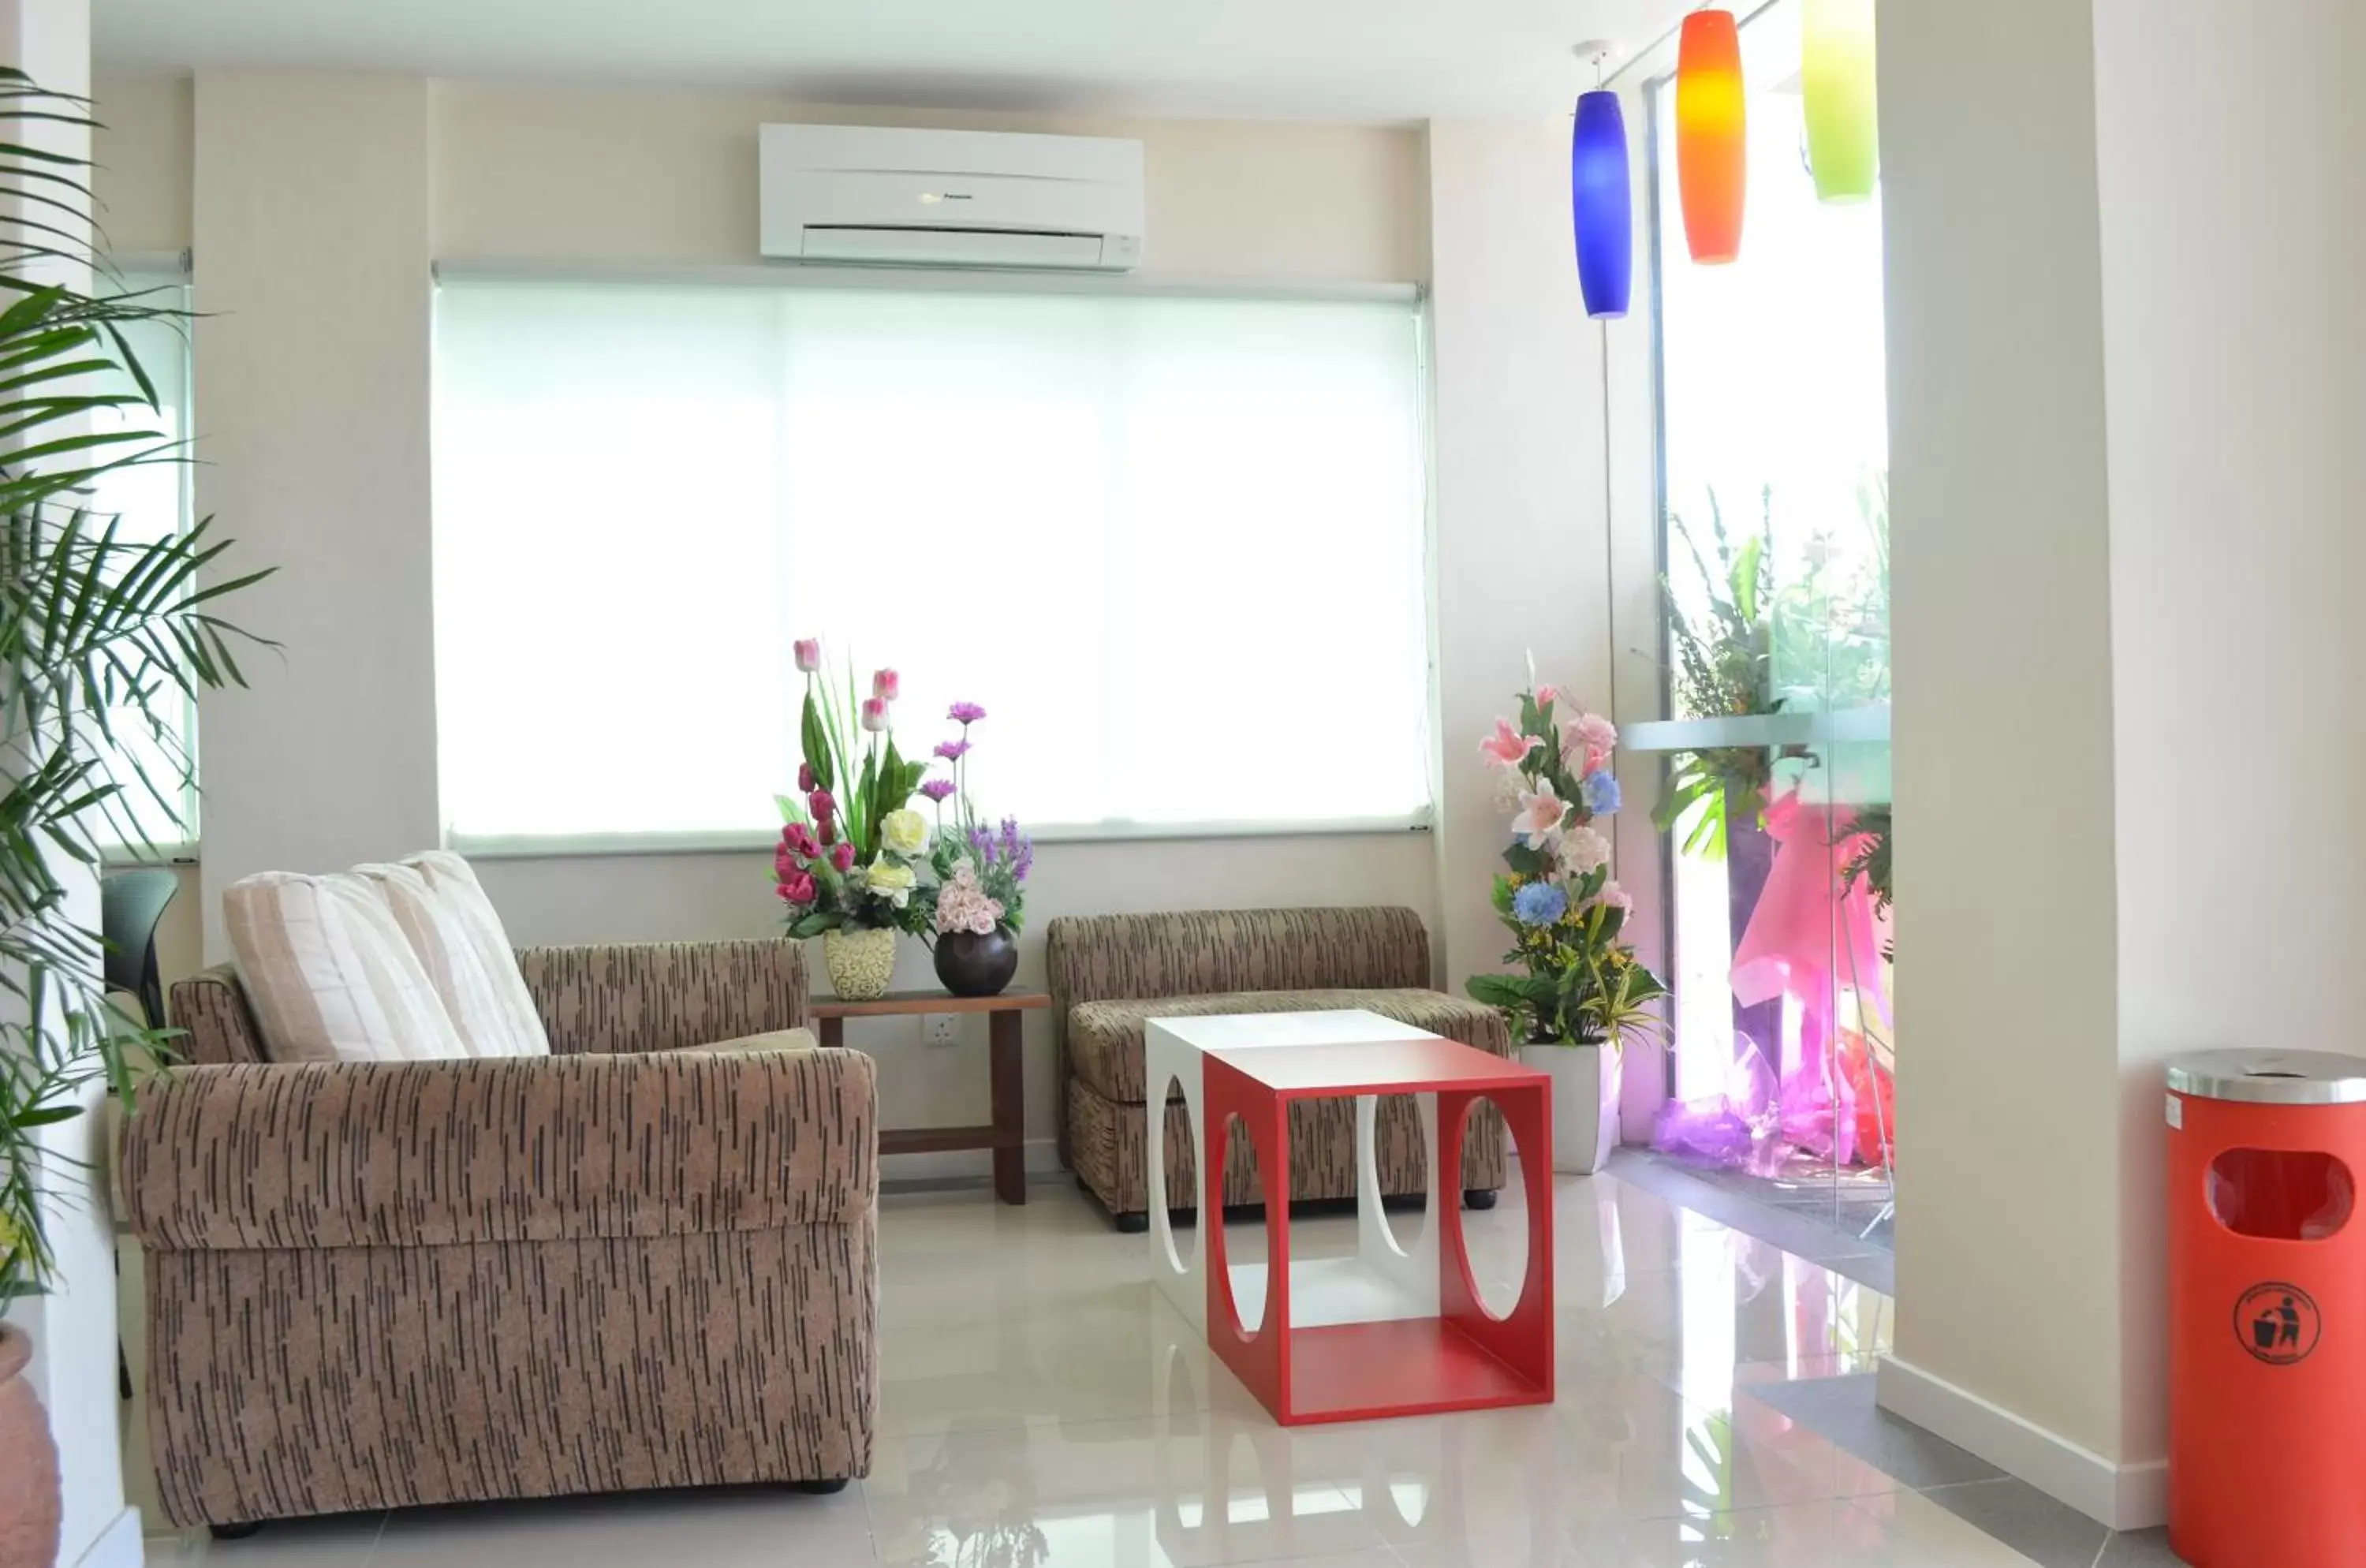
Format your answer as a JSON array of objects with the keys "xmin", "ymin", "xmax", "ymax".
[
  {"xmin": 515, "ymin": 939, "xmax": 809, "ymax": 1056},
  {"xmin": 118, "ymin": 1047, "xmax": 875, "ymax": 1251},
  {"xmin": 168, "ymin": 967, "xmax": 271, "ymax": 1066}
]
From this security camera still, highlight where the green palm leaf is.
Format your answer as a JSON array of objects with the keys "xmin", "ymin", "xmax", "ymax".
[{"xmin": 0, "ymin": 69, "xmax": 272, "ymax": 1300}]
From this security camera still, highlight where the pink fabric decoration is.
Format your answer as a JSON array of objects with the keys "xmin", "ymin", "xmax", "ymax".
[
  {"xmin": 1730, "ymin": 790, "xmax": 1892, "ymax": 1040},
  {"xmin": 1655, "ymin": 791, "xmax": 1896, "ymax": 1178}
]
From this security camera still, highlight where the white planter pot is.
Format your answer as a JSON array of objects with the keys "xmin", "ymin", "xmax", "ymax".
[{"xmin": 1518, "ymin": 1042, "xmax": 1623, "ymax": 1175}]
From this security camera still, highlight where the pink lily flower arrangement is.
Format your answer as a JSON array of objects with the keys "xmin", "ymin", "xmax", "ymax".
[{"xmin": 1468, "ymin": 677, "xmax": 1667, "ymax": 1050}]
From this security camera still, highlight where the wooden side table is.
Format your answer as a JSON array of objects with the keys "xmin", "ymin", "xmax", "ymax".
[{"xmin": 811, "ymin": 988, "xmax": 1049, "ymax": 1205}]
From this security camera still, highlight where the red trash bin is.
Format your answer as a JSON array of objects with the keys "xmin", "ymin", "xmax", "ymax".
[{"xmin": 2168, "ymin": 1050, "xmax": 2366, "ymax": 1568}]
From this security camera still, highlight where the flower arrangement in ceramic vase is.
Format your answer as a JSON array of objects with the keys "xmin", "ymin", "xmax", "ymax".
[
  {"xmin": 1467, "ymin": 678, "xmax": 1669, "ymax": 1174},
  {"xmin": 774, "ymin": 640, "xmax": 934, "ymax": 999},
  {"xmin": 909, "ymin": 702, "xmax": 1033, "ymax": 997}
]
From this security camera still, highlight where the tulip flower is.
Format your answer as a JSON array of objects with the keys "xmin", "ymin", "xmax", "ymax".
[
  {"xmin": 797, "ymin": 761, "xmax": 815, "ymax": 793},
  {"xmin": 782, "ymin": 823, "xmax": 821, "ymax": 861},
  {"xmin": 793, "ymin": 638, "xmax": 821, "ymax": 674},
  {"xmin": 778, "ymin": 869, "xmax": 818, "ymax": 905},
  {"xmin": 830, "ymin": 841, "xmax": 856, "ymax": 872},
  {"xmin": 872, "ymin": 668, "xmax": 901, "ymax": 702},
  {"xmin": 860, "ymin": 697, "xmax": 889, "ymax": 733},
  {"xmin": 808, "ymin": 788, "xmax": 835, "ymax": 823}
]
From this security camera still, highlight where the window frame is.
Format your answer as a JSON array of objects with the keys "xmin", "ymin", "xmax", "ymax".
[
  {"xmin": 1602, "ymin": 0, "xmax": 1896, "ymax": 1111},
  {"xmin": 96, "ymin": 253, "xmax": 201, "ymax": 867}
]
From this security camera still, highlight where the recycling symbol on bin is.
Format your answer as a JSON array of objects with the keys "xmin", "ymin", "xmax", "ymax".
[{"xmin": 2234, "ymin": 1282, "xmax": 2321, "ymax": 1365}]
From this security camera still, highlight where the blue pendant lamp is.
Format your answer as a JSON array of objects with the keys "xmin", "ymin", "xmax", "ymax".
[{"xmin": 1570, "ymin": 88, "xmax": 1633, "ymax": 318}]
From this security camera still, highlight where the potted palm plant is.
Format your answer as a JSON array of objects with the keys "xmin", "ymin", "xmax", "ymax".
[
  {"xmin": 1466, "ymin": 681, "xmax": 1667, "ymax": 1174},
  {"xmin": 0, "ymin": 69, "xmax": 271, "ymax": 1566}
]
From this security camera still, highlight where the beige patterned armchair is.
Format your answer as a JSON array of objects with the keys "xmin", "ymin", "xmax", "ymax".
[
  {"xmin": 121, "ymin": 941, "xmax": 879, "ymax": 1533},
  {"xmin": 1045, "ymin": 907, "xmax": 1512, "ymax": 1230}
]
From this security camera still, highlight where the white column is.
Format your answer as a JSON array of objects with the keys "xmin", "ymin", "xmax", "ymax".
[
  {"xmin": 0, "ymin": 3, "xmax": 141, "ymax": 1564},
  {"xmin": 191, "ymin": 71, "xmax": 438, "ymax": 958},
  {"xmin": 1879, "ymin": 0, "xmax": 2366, "ymax": 1529},
  {"xmin": 1875, "ymin": 0, "xmax": 2132, "ymax": 1519},
  {"xmin": 1424, "ymin": 121, "xmax": 1615, "ymax": 996}
]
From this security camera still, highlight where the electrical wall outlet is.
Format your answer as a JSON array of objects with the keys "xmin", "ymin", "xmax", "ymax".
[{"xmin": 921, "ymin": 1014, "xmax": 960, "ymax": 1046}]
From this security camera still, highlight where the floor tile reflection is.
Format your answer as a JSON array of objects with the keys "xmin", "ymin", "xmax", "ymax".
[{"xmin": 136, "ymin": 1168, "xmax": 2073, "ymax": 1568}]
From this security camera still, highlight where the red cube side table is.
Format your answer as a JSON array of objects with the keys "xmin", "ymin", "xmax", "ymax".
[{"xmin": 1200, "ymin": 1036, "xmax": 1554, "ymax": 1425}]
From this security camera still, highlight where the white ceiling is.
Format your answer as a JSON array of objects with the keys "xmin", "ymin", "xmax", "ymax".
[{"xmin": 92, "ymin": 0, "xmax": 1686, "ymax": 122}]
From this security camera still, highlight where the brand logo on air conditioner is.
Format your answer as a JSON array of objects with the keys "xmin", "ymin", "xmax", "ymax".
[{"xmin": 918, "ymin": 192, "xmax": 974, "ymax": 203}]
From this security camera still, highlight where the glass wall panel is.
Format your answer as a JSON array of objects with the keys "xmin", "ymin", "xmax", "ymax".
[{"xmin": 1625, "ymin": 0, "xmax": 1894, "ymax": 1249}]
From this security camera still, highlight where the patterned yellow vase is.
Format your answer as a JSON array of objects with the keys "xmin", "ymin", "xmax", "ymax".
[{"xmin": 823, "ymin": 927, "xmax": 898, "ymax": 1001}]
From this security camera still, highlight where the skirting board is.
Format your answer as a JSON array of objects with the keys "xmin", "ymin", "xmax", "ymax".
[
  {"xmin": 71, "ymin": 1507, "xmax": 143, "ymax": 1568},
  {"xmin": 881, "ymin": 1136, "xmax": 1061, "ymax": 1185},
  {"xmin": 1877, "ymin": 1353, "xmax": 2167, "ymax": 1531}
]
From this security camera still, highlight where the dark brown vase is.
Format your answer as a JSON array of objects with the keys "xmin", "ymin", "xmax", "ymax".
[
  {"xmin": 934, "ymin": 929, "xmax": 1018, "ymax": 997},
  {"xmin": 0, "ymin": 1326, "xmax": 61, "ymax": 1568}
]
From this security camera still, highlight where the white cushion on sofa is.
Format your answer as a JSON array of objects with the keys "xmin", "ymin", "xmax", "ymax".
[
  {"xmin": 224, "ymin": 871, "xmax": 470, "ymax": 1063},
  {"xmin": 353, "ymin": 857, "xmax": 549, "ymax": 1058}
]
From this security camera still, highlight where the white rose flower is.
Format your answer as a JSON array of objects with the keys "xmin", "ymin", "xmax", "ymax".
[{"xmin": 1558, "ymin": 825, "xmax": 1611, "ymax": 875}]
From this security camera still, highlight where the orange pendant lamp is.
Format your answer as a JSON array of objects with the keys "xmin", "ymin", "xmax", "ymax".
[{"xmin": 1674, "ymin": 9, "xmax": 1746, "ymax": 264}]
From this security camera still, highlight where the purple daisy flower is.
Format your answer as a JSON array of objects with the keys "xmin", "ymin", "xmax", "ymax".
[
  {"xmin": 947, "ymin": 701, "xmax": 987, "ymax": 725},
  {"xmin": 918, "ymin": 778, "xmax": 958, "ymax": 803},
  {"xmin": 934, "ymin": 739, "xmax": 972, "ymax": 761}
]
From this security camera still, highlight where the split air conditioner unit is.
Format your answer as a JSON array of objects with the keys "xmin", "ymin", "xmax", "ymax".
[{"xmin": 759, "ymin": 124, "xmax": 1145, "ymax": 272}]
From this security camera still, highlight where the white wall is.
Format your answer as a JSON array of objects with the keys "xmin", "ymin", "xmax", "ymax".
[
  {"xmin": 1425, "ymin": 119, "xmax": 1616, "ymax": 1008},
  {"xmin": 1880, "ymin": 0, "xmax": 2366, "ymax": 1527},
  {"xmin": 91, "ymin": 71, "xmax": 188, "ymax": 257},
  {"xmin": 6, "ymin": 10, "xmax": 143, "ymax": 1567},
  {"xmin": 1877, "ymin": 0, "xmax": 2128, "ymax": 1478},
  {"xmin": 435, "ymin": 82, "xmax": 1428, "ymax": 283},
  {"xmin": 98, "ymin": 77, "xmax": 1624, "ymax": 1174},
  {"xmin": 190, "ymin": 72, "xmax": 440, "ymax": 959},
  {"xmin": 2088, "ymin": 0, "xmax": 2366, "ymax": 1469},
  {"xmin": 477, "ymin": 834, "xmax": 1435, "ymax": 1144},
  {"xmin": 95, "ymin": 73, "xmax": 1489, "ymax": 1166}
]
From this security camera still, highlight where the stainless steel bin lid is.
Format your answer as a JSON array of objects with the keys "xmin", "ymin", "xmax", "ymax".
[{"xmin": 2166, "ymin": 1050, "xmax": 2366, "ymax": 1106}]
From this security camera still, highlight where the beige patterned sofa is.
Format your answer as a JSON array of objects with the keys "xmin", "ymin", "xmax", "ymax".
[
  {"xmin": 1047, "ymin": 907, "xmax": 1513, "ymax": 1230},
  {"xmin": 120, "ymin": 940, "xmax": 879, "ymax": 1533}
]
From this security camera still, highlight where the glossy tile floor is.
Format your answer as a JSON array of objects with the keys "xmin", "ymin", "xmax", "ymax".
[{"xmin": 135, "ymin": 1169, "xmax": 2171, "ymax": 1568}]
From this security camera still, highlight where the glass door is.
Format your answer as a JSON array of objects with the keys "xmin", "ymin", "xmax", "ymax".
[{"xmin": 1614, "ymin": 0, "xmax": 1894, "ymax": 1249}]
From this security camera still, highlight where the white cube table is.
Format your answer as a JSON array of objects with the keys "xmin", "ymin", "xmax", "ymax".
[
  {"xmin": 1144, "ymin": 1010, "xmax": 1444, "ymax": 1334},
  {"xmin": 1145, "ymin": 1009, "xmax": 1555, "ymax": 1424}
]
